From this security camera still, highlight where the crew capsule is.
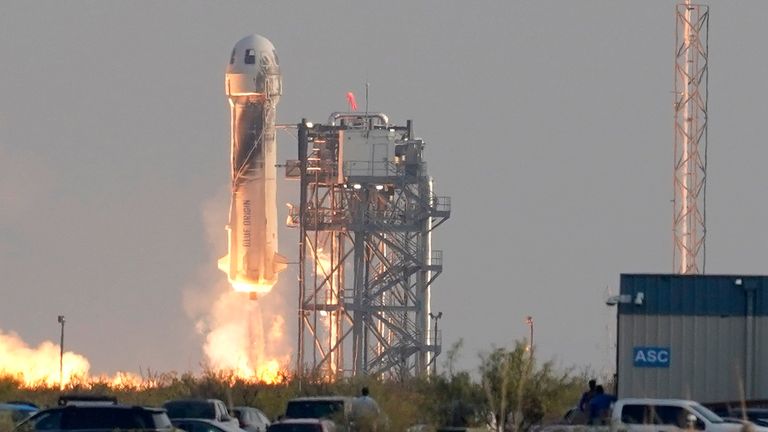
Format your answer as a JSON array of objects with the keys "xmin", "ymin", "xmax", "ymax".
[{"xmin": 226, "ymin": 34, "xmax": 282, "ymax": 97}]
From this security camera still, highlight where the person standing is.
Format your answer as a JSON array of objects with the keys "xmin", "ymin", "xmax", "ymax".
[
  {"xmin": 579, "ymin": 379, "xmax": 597, "ymax": 412},
  {"xmin": 351, "ymin": 387, "xmax": 381, "ymax": 432}
]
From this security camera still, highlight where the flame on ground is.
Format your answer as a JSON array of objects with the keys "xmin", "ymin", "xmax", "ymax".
[
  {"xmin": 0, "ymin": 330, "xmax": 157, "ymax": 389},
  {"xmin": 0, "ymin": 330, "xmax": 90, "ymax": 387},
  {"xmin": 105, "ymin": 371, "xmax": 146, "ymax": 388}
]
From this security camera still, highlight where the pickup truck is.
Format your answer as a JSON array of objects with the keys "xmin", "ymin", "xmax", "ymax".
[
  {"xmin": 162, "ymin": 399, "xmax": 240, "ymax": 429},
  {"xmin": 541, "ymin": 398, "xmax": 767, "ymax": 432}
]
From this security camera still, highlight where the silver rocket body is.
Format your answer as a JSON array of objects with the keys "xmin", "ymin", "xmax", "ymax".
[{"xmin": 219, "ymin": 34, "xmax": 286, "ymax": 293}]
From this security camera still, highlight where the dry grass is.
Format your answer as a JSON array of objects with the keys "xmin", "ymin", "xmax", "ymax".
[{"xmin": 0, "ymin": 357, "xmax": 583, "ymax": 431}]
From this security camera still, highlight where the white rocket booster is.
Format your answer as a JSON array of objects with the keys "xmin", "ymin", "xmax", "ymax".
[{"xmin": 219, "ymin": 34, "xmax": 287, "ymax": 294}]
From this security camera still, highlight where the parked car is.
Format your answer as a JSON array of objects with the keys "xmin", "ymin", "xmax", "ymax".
[
  {"xmin": 541, "ymin": 398, "xmax": 768, "ymax": 432},
  {"xmin": 610, "ymin": 399, "xmax": 765, "ymax": 432},
  {"xmin": 5, "ymin": 402, "xmax": 38, "ymax": 410},
  {"xmin": 284, "ymin": 397, "xmax": 351, "ymax": 424},
  {"xmin": 267, "ymin": 419, "xmax": 336, "ymax": 432},
  {"xmin": 163, "ymin": 399, "xmax": 240, "ymax": 429},
  {"xmin": 171, "ymin": 418, "xmax": 246, "ymax": 432},
  {"xmin": 404, "ymin": 425, "xmax": 434, "ymax": 432},
  {"xmin": 13, "ymin": 404, "xmax": 173, "ymax": 431},
  {"xmin": 723, "ymin": 408, "xmax": 768, "ymax": 427},
  {"xmin": 0, "ymin": 403, "xmax": 38, "ymax": 425},
  {"xmin": 720, "ymin": 417, "xmax": 754, "ymax": 427},
  {"xmin": 232, "ymin": 406, "xmax": 271, "ymax": 432},
  {"xmin": 57, "ymin": 394, "xmax": 118, "ymax": 406}
]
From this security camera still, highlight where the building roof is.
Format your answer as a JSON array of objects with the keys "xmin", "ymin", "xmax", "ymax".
[{"xmin": 619, "ymin": 274, "xmax": 768, "ymax": 316}]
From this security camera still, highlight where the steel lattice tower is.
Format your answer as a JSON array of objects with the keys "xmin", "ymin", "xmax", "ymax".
[
  {"xmin": 287, "ymin": 113, "xmax": 450, "ymax": 379},
  {"xmin": 673, "ymin": 1, "xmax": 708, "ymax": 274}
]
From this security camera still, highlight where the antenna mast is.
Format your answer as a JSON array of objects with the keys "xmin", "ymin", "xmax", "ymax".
[{"xmin": 673, "ymin": 0, "xmax": 709, "ymax": 274}]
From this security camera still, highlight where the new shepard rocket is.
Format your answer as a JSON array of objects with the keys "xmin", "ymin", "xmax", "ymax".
[{"xmin": 219, "ymin": 35, "xmax": 287, "ymax": 295}]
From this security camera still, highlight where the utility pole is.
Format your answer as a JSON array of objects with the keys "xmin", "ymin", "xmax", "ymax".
[
  {"xmin": 429, "ymin": 312, "xmax": 443, "ymax": 375},
  {"xmin": 58, "ymin": 315, "xmax": 65, "ymax": 390}
]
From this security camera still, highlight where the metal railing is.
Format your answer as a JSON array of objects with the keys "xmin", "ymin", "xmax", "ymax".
[
  {"xmin": 432, "ymin": 195, "xmax": 451, "ymax": 213},
  {"xmin": 343, "ymin": 160, "xmax": 427, "ymax": 177},
  {"xmin": 430, "ymin": 250, "xmax": 443, "ymax": 267}
]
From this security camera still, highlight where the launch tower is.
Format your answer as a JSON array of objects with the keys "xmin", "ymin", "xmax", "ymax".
[{"xmin": 287, "ymin": 113, "xmax": 450, "ymax": 378}]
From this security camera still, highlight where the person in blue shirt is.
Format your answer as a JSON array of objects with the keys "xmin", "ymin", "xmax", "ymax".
[{"xmin": 589, "ymin": 385, "xmax": 617, "ymax": 425}]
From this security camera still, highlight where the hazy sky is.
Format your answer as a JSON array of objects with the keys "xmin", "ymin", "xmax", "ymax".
[{"xmin": 2, "ymin": 1, "xmax": 768, "ymax": 377}]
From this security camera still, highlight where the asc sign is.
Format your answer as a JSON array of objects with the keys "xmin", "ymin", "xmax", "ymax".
[{"xmin": 633, "ymin": 347, "xmax": 670, "ymax": 368}]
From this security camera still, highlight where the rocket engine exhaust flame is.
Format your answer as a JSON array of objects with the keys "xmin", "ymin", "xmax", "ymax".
[
  {"xmin": 218, "ymin": 34, "xmax": 287, "ymax": 295},
  {"xmin": 201, "ymin": 290, "xmax": 288, "ymax": 384}
]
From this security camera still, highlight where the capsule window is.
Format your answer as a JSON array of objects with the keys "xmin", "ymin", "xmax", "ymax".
[
  {"xmin": 245, "ymin": 49, "xmax": 256, "ymax": 65},
  {"xmin": 229, "ymin": 49, "xmax": 236, "ymax": 65}
]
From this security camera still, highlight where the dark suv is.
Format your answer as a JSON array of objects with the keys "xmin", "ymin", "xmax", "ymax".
[
  {"xmin": 14, "ymin": 405, "xmax": 173, "ymax": 431},
  {"xmin": 283, "ymin": 397, "xmax": 351, "ymax": 431}
]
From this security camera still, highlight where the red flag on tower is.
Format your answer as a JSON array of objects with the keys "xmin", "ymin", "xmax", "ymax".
[{"xmin": 346, "ymin": 92, "xmax": 358, "ymax": 111}]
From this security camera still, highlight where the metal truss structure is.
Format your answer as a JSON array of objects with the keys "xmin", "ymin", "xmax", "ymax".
[
  {"xmin": 673, "ymin": 1, "xmax": 709, "ymax": 274},
  {"xmin": 287, "ymin": 113, "xmax": 450, "ymax": 379}
]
